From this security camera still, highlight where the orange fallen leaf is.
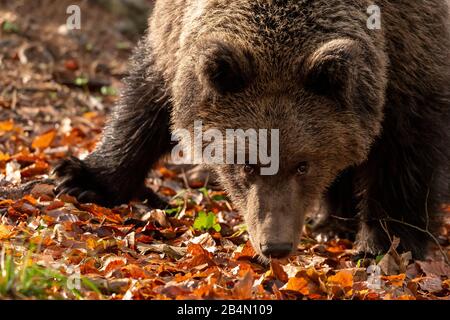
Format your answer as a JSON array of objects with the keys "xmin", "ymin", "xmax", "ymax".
[
  {"xmin": 365, "ymin": 292, "xmax": 381, "ymax": 300},
  {"xmin": 32, "ymin": 130, "xmax": 56, "ymax": 149},
  {"xmin": 0, "ymin": 152, "xmax": 10, "ymax": 162},
  {"xmin": 284, "ymin": 277, "xmax": 310, "ymax": 295},
  {"xmin": 308, "ymin": 294, "xmax": 326, "ymax": 300},
  {"xmin": 0, "ymin": 224, "xmax": 15, "ymax": 240},
  {"xmin": 328, "ymin": 270, "xmax": 353, "ymax": 288},
  {"xmin": 121, "ymin": 264, "xmax": 148, "ymax": 279},
  {"xmin": 236, "ymin": 262, "xmax": 255, "ymax": 277},
  {"xmin": 0, "ymin": 200, "xmax": 14, "ymax": 206},
  {"xmin": 80, "ymin": 258, "xmax": 100, "ymax": 275},
  {"xmin": 181, "ymin": 251, "xmax": 215, "ymax": 269},
  {"xmin": 22, "ymin": 195, "xmax": 38, "ymax": 206},
  {"xmin": 81, "ymin": 204, "xmax": 123, "ymax": 224},
  {"xmin": 29, "ymin": 235, "xmax": 54, "ymax": 246},
  {"xmin": 83, "ymin": 112, "xmax": 98, "ymax": 119},
  {"xmin": 64, "ymin": 59, "xmax": 79, "ymax": 71},
  {"xmin": 233, "ymin": 271, "xmax": 254, "ymax": 300},
  {"xmin": 187, "ymin": 243, "xmax": 210, "ymax": 257},
  {"xmin": 21, "ymin": 160, "xmax": 50, "ymax": 178},
  {"xmin": 326, "ymin": 239, "xmax": 352, "ymax": 254},
  {"xmin": 0, "ymin": 120, "xmax": 14, "ymax": 132},
  {"xmin": 158, "ymin": 166, "xmax": 178, "ymax": 179},
  {"xmin": 270, "ymin": 260, "xmax": 288, "ymax": 283},
  {"xmin": 11, "ymin": 200, "xmax": 40, "ymax": 216},
  {"xmin": 86, "ymin": 237, "xmax": 98, "ymax": 250},
  {"xmin": 65, "ymin": 249, "xmax": 87, "ymax": 265},
  {"xmin": 396, "ymin": 295, "xmax": 416, "ymax": 300},
  {"xmin": 102, "ymin": 256, "xmax": 127, "ymax": 277},
  {"xmin": 327, "ymin": 270, "xmax": 354, "ymax": 297},
  {"xmin": 159, "ymin": 186, "xmax": 177, "ymax": 197},
  {"xmin": 45, "ymin": 200, "xmax": 65, "ymax": 211},
  {"xmin": 382, "ymin": 274, "xmax": 406, "ymax": 287},
  {"xmin": 233, "ymin": 241, "xmax": 257, "ymax": 260},
  {"xmin": 13, "ymin": 150, "xmax": 42, "ymax": 164}
]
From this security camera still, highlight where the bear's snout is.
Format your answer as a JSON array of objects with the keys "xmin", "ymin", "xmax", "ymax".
[{"xmin": 260, "ymin": 242, "xmax": 294, "ymax": 259}]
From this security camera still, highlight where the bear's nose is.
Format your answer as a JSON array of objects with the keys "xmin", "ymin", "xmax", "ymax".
[{"xmin": 260, "ymin": 242, "xmax": 293, "ymax": 258}]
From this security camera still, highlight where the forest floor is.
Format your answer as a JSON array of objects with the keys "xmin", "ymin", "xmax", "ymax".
[{"xmin": 0, "ymin": 0, "xmax": 449, "ymax": 300}]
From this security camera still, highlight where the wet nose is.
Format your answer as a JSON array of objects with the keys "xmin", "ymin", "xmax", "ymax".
[{"xmin": 260, "ymin": 242, "xmax": 293, "ymax": 258}]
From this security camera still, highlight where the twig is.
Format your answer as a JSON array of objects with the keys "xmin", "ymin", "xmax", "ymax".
[{"xmin": 381, "ymin": 217, "xmax": 449, "ymax": 265}]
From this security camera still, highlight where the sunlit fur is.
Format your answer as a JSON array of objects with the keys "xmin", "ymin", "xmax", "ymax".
[{"xmin": 55, "ymin": 0, "xmax": 450, "ymax": 260}]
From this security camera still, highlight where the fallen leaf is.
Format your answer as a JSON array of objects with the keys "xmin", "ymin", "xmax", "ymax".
[
  {"xmin": 418, "ymin": 277, "xmax": 443, "ymax": 293},
  {"xmin": 382, "ymin": 274, "xmax": 406, "ymax": 287},
  {"xmin": 270, "ymin": 260, "xmax": 288, "ymax": 283},
  {"xmin": 20, "ymin": 160, "xmax": 49, "ymax": 178},
  {"xmin": 416, "ymin": 261, "xmax": 450, "ymax": 278},
  {"xmin": 233, "ymin": 241, "xmax": 257, "ymax": 260},
  {"xmin": 64, "ymin": 59, "xmax": 79, "ymax": 71},
  {"xmin": 190, "ymin": 233, "xmax": 217, "ymax": 253},
  {"xmin": 0, "ymin": 224, "xmax": 15, "ymax": 240},
  {"xmin": 0, "ymin": 152, "xmax": 10, "ymax": 162},
  {"xmin": 142, "ymin": 209, "xmax": 171, "ymax": 228},
  {"xmin": 233, "ymin": 271, "xmax": 254, "ymax": 300},
  {"xmin": 378, "ymin": 237, "xmax": 412, "ymax": 275},
  {"xmin": 328, "ymin": 270, "xmax": 353, "ymax": 288},
  {"xmin": 396, "ymin": 295, "xmax": 416, "ymax": 300},
  {"xmin": 327, "ymin": 270, "xmax": 353, "ymax": 297},
  {"xmin": 0, "ymin": 120, "xmax": 14, "ymax": 132},
  {"xmin": 282, "ymin": 277, "xmax": 310, "ymax": 295},
  {"xmin": 32, "ymin": 130, "xmax": 56, "ymax": 149},
  {"xmin": 137, "ymin": 243, "xmax": 187, "ymax": 260},
  {"xmin": 121, "ymin": 264, "xmax": 148, "ymax": 279},
  {"xmin": 101, "ymin": 256, "xmax": 127, "ymax": 277}
]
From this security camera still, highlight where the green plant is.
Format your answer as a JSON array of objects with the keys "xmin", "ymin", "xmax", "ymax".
[{"xmin": 193, "ymin": 211, "xmax": 221, "ymax": 232}]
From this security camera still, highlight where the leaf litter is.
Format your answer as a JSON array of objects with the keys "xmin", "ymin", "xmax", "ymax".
[{"xmin": 0, "ymin": 0, "xmax": 449, "ymax": 300}]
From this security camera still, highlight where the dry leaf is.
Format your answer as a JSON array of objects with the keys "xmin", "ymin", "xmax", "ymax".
[
  {"xmin": 282, "ymin": 277, "xmax": 310, "ymax": 295},
  {"xmin": 32, "ymin": 130, "xmax": 56, "ymax": 149},
  {"xmin": 416, "ymin": 261, "xmax": 450, "ymax": 278},
  {"xmin": 0, "ymin": 224, "xmax": 15, "ymax": 240},
  {"xmin": 233, "ymin": 241, "xmax": 257, "ymax": 260},
  {"xmin": 137, "ymin": 243, "xmax": 187, "ymax": 260},
  {"xmin": 270, "ymin": 260, "xmax": 289, "ymax": 283},
  {"xmin": 378, "ymin": 237, "xmax": 412, "ymax": 275},
  {"xmin": 382, "ymin": 274, "xmax": 406, "ymax": 287},
  {"xmin": 233, "ymin": 271, "xmax": 254, "ymax": 300},
  {"xmin": 0, "ymin": 120, "xmax": 14, "ymax": 132},
  {"xmin": 418, "ymin": 277, "xmax": 443, "ymax": 293}
]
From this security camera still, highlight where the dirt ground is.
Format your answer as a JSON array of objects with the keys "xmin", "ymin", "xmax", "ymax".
[{"xmin": 0, "ymin": 0, "xmax": 449, "ymax": 300}]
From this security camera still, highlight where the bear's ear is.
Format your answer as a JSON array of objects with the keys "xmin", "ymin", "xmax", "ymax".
[
  {"xmin": 302, "ymin": 38, "xmax": 361, "ymax": 105},
  {"xmin": 197, "ymin": 41, "xmax": 255, "ymax": 94}
]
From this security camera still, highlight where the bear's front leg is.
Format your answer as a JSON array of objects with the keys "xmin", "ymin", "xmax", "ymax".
[
  {"xmin": 54, "ymin": 40, "xmax": 172, "ymax": 208},
  {"xmin": 354, "ymin": 130, "xmax": 447, "ymax": 260}
]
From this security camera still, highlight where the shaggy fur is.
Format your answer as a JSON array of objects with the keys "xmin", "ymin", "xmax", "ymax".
[{"xmin": 55, "ymin": 0, "xmax": 450, "ymax": 260}]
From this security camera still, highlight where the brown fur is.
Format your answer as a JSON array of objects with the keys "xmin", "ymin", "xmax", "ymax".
[{"xmin": 55, "ymin": 0, "xmax": 450, "ymax": 260}]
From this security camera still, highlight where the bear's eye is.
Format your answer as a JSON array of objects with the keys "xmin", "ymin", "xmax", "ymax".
[
  {"xmin": 243, "ymin": 164, "xmax": 257, "ymax": 175},
  {"xmin": 296, "ymin": 162, "xmax": 310, "ymax": 176}
]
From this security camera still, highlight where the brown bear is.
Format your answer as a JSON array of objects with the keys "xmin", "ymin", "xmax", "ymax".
[{"xmin": 54, "ymin": 0, "xmax": 450, "ymax": 260}]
